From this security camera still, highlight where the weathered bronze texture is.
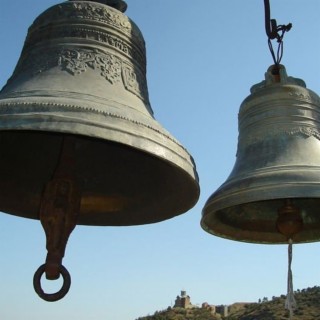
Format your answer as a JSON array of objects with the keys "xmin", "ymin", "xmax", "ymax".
[
  {"xmin": 0, "ymin": 0, "xmax": 200, "ymax": 226},
  {"xmin": 0, "ymin": 0, "xmax": 200, "ymax": 301},
  {"xmin": 202, "ymin": 65, "xmax": 320, "ymax": 244}
]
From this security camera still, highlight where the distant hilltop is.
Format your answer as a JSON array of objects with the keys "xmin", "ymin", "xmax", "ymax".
[
  {"xmin": 136, "ymin": 289, "xmax": 249, "ymax": 319},
  {"xmin": 173, "ymin": 290, "xmax": 230, "ymax": 317},
  {"xmin": 136, "ymin": 286, "xmax": 320, "ymax": 320}
]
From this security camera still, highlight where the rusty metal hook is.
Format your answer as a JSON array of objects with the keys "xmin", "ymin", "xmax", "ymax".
[
  {"xmin": 33, "ymin": 264, "xmax": 71, "ymax": 302},
  {"xmin": 264, "ymin": 0, "xmax": 292, "ymax": 41},
  {"xmin": 264, "ymin": 0, "xmax": 278, "ymax": 40},
  {"xmin": 34, "ymin": 136, "xmax": 81, "ymax": 301}
]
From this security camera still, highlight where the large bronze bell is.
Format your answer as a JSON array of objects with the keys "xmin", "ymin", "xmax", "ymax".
[
  {"xmin": 202, "ymin": 64, "xmax": 320, "ymax": 244},
  {"xmin": 0, "ymin": 0, "xmax": 199, "ymax": 300}
]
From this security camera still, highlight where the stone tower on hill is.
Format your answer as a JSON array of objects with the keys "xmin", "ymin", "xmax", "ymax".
[{"xmin": 174, "ymin": 290, "xmax": 192, "ymax": 308}]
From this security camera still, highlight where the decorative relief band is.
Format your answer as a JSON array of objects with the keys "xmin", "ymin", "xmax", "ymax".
[
  {"xmin": 32, "ymin": 2, "xmax": 143, "ymax": 45},
  {"xmin": 24, "ymin": 27, "xmax": 145, "ymax": 69},
  {"xmin": 238, "ymin": 126, "xmax": 320, "ymax": 149},
  {"xmin": 122, "ymin": 64, "xmax": 148, "ymax": 102},
  {"xmin": 288, "ymin": 91, "xmax": 320, "ymax": 104},
  {"xmin": 10, "ymin": 48, "xmax": 149, "ymax": 104},
  {"xmin": 60, "ymin": 49, "xmax": 123, "ymax": 85}
]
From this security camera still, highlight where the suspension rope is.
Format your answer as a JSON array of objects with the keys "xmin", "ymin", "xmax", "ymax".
[
  {"xmin": 285, "ymin": 239, "xmax": 296, "ymax": 319},
  {"xmin": 264, "ymin": 0, "xmax": 292, "ymax": 66}
]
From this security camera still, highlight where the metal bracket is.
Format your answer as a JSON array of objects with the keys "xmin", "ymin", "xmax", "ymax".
[{"xmin": 34, "ymin": 136, "xmax": 81, "ymax": 301}]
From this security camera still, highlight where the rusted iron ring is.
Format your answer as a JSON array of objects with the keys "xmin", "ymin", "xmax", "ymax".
[{"xmin": 33, "ymin": 264, "xmax": 71, "ymax": 302}]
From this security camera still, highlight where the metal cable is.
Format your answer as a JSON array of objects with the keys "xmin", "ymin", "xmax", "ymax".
[{"xmin": 264, "ymin": 0, "xmax": 292, "ymax": 67}]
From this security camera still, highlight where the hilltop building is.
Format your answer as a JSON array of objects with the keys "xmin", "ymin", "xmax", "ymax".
[
  {"xmin": 202, "ymin": 302, "xmax": 229, "ymax": 317},
  {"xmin": 174, "ymin": 290, "xmax": 193, "ymax": 308},
  {"xmin": 173, "ymin": 290, "xmax": 229, "ymax": 317},
  {"xmin": 215, "ymin": 305, "xmax": 229, "ymax": 317}
]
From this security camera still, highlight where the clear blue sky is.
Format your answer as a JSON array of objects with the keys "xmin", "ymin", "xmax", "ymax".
[{"xmin": 1, "ymin": 1, "xmax": 320, "ymax": 319}]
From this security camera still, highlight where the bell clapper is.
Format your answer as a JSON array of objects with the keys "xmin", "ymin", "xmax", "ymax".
[
  {"xmin": 277, "ymin": 199, "xmax": 303, "ymax": 239},
  {"xmin": 277, "ymin": 199, "xmax": 303, "ymax": 319},
  {"xmin": 33, "ymin": 136, "xmax": 81, "ymax": 302}
]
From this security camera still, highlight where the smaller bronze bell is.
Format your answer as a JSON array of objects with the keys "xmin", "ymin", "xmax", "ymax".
[{"xmin": 202, "ymin": 65, "xmax": 320, "ymax": 244}]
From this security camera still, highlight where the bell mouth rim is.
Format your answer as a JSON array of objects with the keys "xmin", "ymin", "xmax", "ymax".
[
  {"xmin": 0, "ymin": 95, "xmax": 200, "ymax": 226},
  {"xmin": 0, "ymin": 123, "xmax": 199, "ymax": 189},
  {"xmin": 0, "ymin": 129, "xmax": 200, "ymax": 226},
  {"xmin": 202, "ymin": 176, "xmax": 320, "ymax": 244},
  {"xmin": 0, "ymin": 94, "xmax": 198, "ymax": 178},
  {"xmin": 201, "ymin": 198, "xmax": 320, "ymax": 245}
]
